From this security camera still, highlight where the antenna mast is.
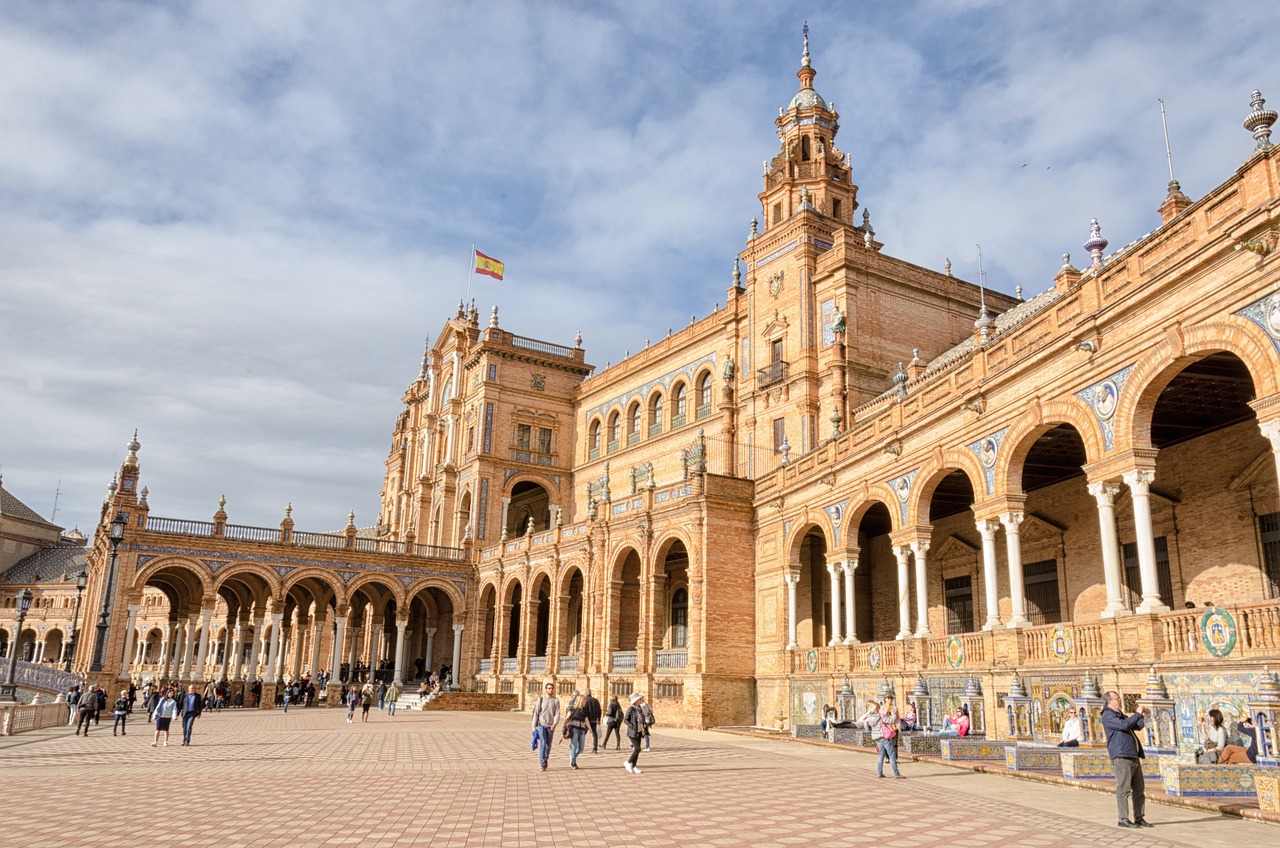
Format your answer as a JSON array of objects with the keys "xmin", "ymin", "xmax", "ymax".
[
  {"xmin": 1159, "ymin": 97, "xmax": 1176, "ymax": 182},
  {"xmin": 51, "ymin": 479, "xmax": 62, "ymax": 522}
]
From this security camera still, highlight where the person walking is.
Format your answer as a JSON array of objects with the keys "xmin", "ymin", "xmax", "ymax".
[
  {"xmin": 179, "ymin": 684, "xmax": 202, "ymax": 746},
  {"xmin": 345, "ymin": 685, "xmax": 360, "ymax": 724},
  {"xmin": 74, "ymin": 691, "xmax": 96, "ymax": 737},
  {"xmin": 112, "ymin": 689, "xmax": 130, "ymax": 736},
  {"xmin": 377, "ymin": 681, "xmax": 388, "ymax": 710},
  {"xmin": 94, "ymin": 685, "xmax": 107, "ymax": 725},
  {"xmin": 360, "ymin": 683, "xmax": 375, "ymax": 723},
  {"xmin": 151, "ymin": 687, "xmax": 179, "ymax": 748},
  {"xmin": 565, "ymin": 692, "xmax": 590, "ymax": 769},
  {"xmin": 639, "ymin": 697, "xmax": 655, "ymax": 752},
  {"xmin": 531, "ymin": 682, "xmax": 561, "ymax": 772},
  {"xmin": 385, "ymin": 681, "xmax": 401, "ymax": 716},
  {"xmin": 623, "ymin": 693, "xmax": 647, "ymax": 774},
  {"xmin": 582, "ymin": 688, "xmax": 603, "ymax": 753},
  {"xmin": 602, "ymin": 695, "xmax": 623, "ymax": 751},
  {"xmin": 1102, "ymin": 691, "xmax": 1153, "ymax": 829},
  {"xmin": 875, "ymin": 694, "xmax": 903, "ymax": 779}
]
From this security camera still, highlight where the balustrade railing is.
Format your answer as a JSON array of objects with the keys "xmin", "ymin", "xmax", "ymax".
[
  {"xmin": 511, "ymin": 334, "xmax": 575, "ymax": 358},
  {"xmin": 611, "ymin": 650, "xmax": 638, "ymax": 672},
  {"xmin": 528, "ymin": 656, "xmax": 547, "ymax": 673},
  {"xmin": 145, "ymin": 517, "xmax": 215, "ymax": 536},
  {"xmin": 656, "ymin": 649, "xmax": 687, "ymax": 670},
  {"xmin": 501, "ymin": 658, "xmax": 518, "ymax": 674},
  {"xmin": 142, "ymin": 516, "xmax": 467, "ymax": 562},
  {"xmin": 559, "ymin": 655, "xmax": 579, "ymax": 672},
  {"xmin": 222, "ymin": 524, "xmax": 280, "ymax": 543}
]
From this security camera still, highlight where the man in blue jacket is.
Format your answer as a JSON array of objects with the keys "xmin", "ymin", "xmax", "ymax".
[
  {"xmin": 1101, "ymin": 691, "xmax": 1152, "ymax": 829},
  {"xmin": 179, "ymin": 684, "xmax": 203, "ymax": 746}
]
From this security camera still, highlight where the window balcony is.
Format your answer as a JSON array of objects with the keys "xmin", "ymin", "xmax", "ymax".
[
  {"xmin": 611, "ymin": 650, "xmax": 638, "ymax": 672},
  {"xmin": 757, "ymin": 360, "xmax": 789, "ymax": 388}
]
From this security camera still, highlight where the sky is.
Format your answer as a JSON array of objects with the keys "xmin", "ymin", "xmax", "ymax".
[{"xmin": 0, "ymin": 0, "xmax": 1271, "ymax": 537}]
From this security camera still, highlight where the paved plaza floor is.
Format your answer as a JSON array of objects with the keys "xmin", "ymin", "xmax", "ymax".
[{"xmin": 4, "ymin": 706, "xmax": 1277, "ymax": 847}]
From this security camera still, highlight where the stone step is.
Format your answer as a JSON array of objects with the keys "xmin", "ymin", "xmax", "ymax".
[{"xmin": 391, "ymin": 692, "xmax": 519, "ymax": 712}]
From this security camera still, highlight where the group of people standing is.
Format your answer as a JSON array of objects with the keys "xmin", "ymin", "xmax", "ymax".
[{"xmin": 531, "ymin": 686, "xmax": 653, "ymax": 773}]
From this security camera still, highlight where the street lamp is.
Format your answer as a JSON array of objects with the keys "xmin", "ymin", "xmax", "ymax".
[
  {"xmin": 1, "ymin": 588, "xmax": 35, "ymax": 701},
  {"xmin": 64, "ymin": 570, "xmax": 88, "ymax": 672},
  {"xmin": 90, "ymin": 512, "xmax": 127, "ymax": 673}
]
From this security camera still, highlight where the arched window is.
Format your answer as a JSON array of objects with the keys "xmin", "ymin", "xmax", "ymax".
[
  {"xmin": 672, "ymin": 383, "xmax": 687, "ymax": 425},
  {"xmin": 696, "ymin": 372, "xmax": 713, "ymax": 417},
  {"xmin": 801, "ymin": 135, "xmax": 811, "ymax": 161},
  {"xmin": 627, "ymin": 402, "xmax": 641, "ymax": 444},
  {"xmin": 588, "ymin": 420, "xmax": 601, "ymax": 459},
  {"xmin": 670, "ymin": 588, "xmax": 688, "ymax": 648},
  {"xmin": 649, "ymin": 394, "xmax": 664, "ymax": 435},
  {"xmin": 607, "ymin": 411, "xmax": 620, "ymax": 449}
]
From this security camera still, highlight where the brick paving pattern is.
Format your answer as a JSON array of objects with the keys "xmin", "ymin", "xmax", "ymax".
[{"xmin": 5, "ymin": 707, "xmax": 1276, "ymax": 847}]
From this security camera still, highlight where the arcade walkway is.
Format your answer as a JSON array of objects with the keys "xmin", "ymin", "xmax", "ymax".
[{"xmin": 3, "ymin": 708, "xmax": 1273, "ymax": 847}]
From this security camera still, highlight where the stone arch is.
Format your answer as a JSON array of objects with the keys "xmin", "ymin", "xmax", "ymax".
[
  {"xmin": 653, "ymin": 529, "xmax": 697, "ymax": 570},
  {"xmin": 909, "ymin": 450, "xmax": 986, "ymax": 526},
  {"xmin": 784, "ymin": 516, "xmax": 835, "ymax": 566},
  {"xmin": 212, "ymin": 562, "xmax": 284, "ymax": 599},
  {"xmin": 609, "ymin": 545, "xmax": 645, "ymax": 582},
  {"xmin": 345, "ymin": 574, "xmax": 406, "ymax": 610},
  {"xmin": 997, "ymin": 396, "xmax": 1106, "ymax": 495},
  {"xmin": 403, "ymin": 577, "xmax": 465, "ymax": 614},
  {"xmin": 1117, "ymin": 318, "xmax": 1280, "ymax": 452},
  {"xmin": 645, "ymin": 386, "xmax": 666, "ymax": 435},
  {"xmin": 693, "ymin": 366, "xmax": 716, "ymax": 418},
  {"xmin": 840, "ymin": 490, "xmax": 901, "ymax": 544},
  {"xmin": 132, "ymin": 555, "xmax": 215, "ymax": 597},
  {"xmin": 281, "ymin": 568, "xmax": 347, "ymax": 610}
]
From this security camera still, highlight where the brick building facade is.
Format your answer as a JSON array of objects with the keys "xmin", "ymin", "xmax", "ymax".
[{"xmin": 5, "ymin": 40, "xmax": 1280, "ymax": 738}]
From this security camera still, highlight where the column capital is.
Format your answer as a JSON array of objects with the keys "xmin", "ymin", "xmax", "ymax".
[
  {"xmin": 1122, "ymin": 469, "xmax": 1155, "ymax": 494},
  {"xmin": 1260, "ymin": 417, "xmax": 1280, "ymax": 449},
  {"xmin": 426, "ymin": 626, "xmax": 438, "ymax": 636},
  {"xmin": 825, "ymin": 560, "xmax": 843, "ymax": 576},
  {"xmin": 892, "ymin": 545, "xmax": 911, "ymax": 564},
  {"xmin": 976, "ymin": 518, "xmax": 1000, "ymax": 539},
  {"xmin": 451, "ymin": 623, "xmax": 465, "ymax": 634},
  {"xmin": 999, "ymin": 511, "xmax": 1025, "ymax": 531},
  {"xmin": 784, "ymin": 571, "xmax": 800, "ymax": 587},
  {"xmin": 1087, "ymin": 480, "xmax": 1122, "ymax": 504},
  {"xmin": 840, "ymin": 560, "xmax": 857, "ymax": 576},
  {"xmin": 909, "ymin": 539, "xmax": 930, "ymax": 557}
]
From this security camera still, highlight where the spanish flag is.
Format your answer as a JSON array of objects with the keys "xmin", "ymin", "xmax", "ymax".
[{"xmin": 474, "ymin": 249, "xmax": 505, "ymax": 281}]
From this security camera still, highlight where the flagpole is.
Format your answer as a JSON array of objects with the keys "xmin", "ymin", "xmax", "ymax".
[{"xmin": 466, "ymin": 243, "xmax": 476, "ymax": 308}]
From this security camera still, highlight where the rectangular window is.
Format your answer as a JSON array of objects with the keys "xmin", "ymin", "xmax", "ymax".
[
  {"xmin": 832, "ymin": 198, "xmax": 842, "ymax": 221},
  {"xmin": 516, "ymin": 424, "xmax": 531, "ymax": 451},
  {"xmin": 772, "ymin": 203, "xmax": 782, "ymax": 225},
  {"xmin": 773, "ymin": 418, "xmax": 786, "ymax": 452},
  {"xmin": 771, "ymin": 339, "xmax": 783, "ymax": 363},
  {"xmin": 1260, "ymin": 512, "xmax": 1280, "ymax": 598},
  {"xmin": 1023, "ymin": 559, "xmax": 1061, "ymax": 626},
  {"xmin": 538, "ymin": 428, "xmax": 552, "ymax": 456},
  {"xmin": 466, "ymin": 427, "xmax": 475, "ymax": 454},
  {"xmin": 944, "ymin": 575, "xmax": 974, "ymax": 634},
  {"xmin": 1122, "ymin": 536, "xmax": 1175, "ymax": 607},
  {"xmin": 487, "ymin": 364, "xmax": 498, "ymax": 381}
]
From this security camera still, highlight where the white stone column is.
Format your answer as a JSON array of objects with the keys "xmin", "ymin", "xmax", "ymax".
[
  {"xmin": 393, "ymin": 618, "xmax": 408, "ymax": 684},
  {"xmin": 911, "ymin": 540, "xmax": 932, "ymax": 638},
  {"xmin": 222, "ymin": 620, "xmax": 238, "ymax": 681},
  {"xmin": 265, "ymin": 612, "xmax": 284, "ymax": 683},
  {"xmin": 176, "ymin": 618, "xmax": 193, "ymax": 679},
  {"xmin": 1123, "ymin": 470, "xmax": 1170, "ymax": 614},
  {"xmin": 976, "ymin": 520, "xmax": 1003, "ymax": 630},
  {"xmin": 894, "ymin": 546, "xmax": 912, "ymax": 639},
  {"xmin": 450, "ymin": 623, "xmax": 464, "ymax": 690},
  {"xmin": 365, "ymin": 618, "xmax": 381, "ymax": 670},
  {"xmin": 425, "ymin": 627, "xmax": 437, "ymax": 675},
  {"xmin": 1000, "ymin": 513, "xmax": 1030, "ymax": 627},
  {"xmin": 826, "ymin": 562, "xmax": 843, "ymax": 645},
  {"xmin": 347, "ymin": 626, "xmax": 362, "ymax": 675},
  {"xmin": 842, "ymin": 560, "xmax": 859, "ymax": 645},
  {"xmin": 290, "ymin": 618, "xmax": 306, "ymax": 679},
  {"xmin": 158, "ymin": 620, "xmax": 174, "ymax": 679},
  {"xmin": 194, "ymin": 609, "xmax": 213, "ymax": 682},
  {"xmin": 309, "ymin": 614, "xmax": 324, "ymax": 677},
  {"xmin": 784, "ymin": 572, "xmax": 799, "ymax": 650},
  {"xmin": 1261, "ymin": 419, "xmax": 1280, "ymax": 510},
  {"xmin": 330, "ymin": 616, "xmax": 348, "ymax": 679},
  {"xmin": 246, "ymin": 618, "xmax": 264, "ymax": 682},
  {"xmin": 1088, "ymin": 481, "xmax": 1130, "ymax": 617},
  {"xmin": 118, "ymin": 603, "xmax": 140, "ymax": 679}
]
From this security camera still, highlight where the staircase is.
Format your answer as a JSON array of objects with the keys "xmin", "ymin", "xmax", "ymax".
[{"xmin": 393, "ymin": 691, "xmax": 519, "ymax": 712}]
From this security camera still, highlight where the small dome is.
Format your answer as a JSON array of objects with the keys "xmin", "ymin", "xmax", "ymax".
[{"xmin": 788, "ymin": 88, "xmax": 828, "ymax": 112}]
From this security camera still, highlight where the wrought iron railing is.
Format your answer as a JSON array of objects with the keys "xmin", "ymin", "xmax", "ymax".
[{"xmin": 757, "ymin": 360, "xmax": 789, "ymax": 387}]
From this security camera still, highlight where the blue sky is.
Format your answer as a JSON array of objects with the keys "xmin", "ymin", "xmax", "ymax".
[{"xmin": 0, "ymin": 1, "xmax": 1271, "ymax": 536}]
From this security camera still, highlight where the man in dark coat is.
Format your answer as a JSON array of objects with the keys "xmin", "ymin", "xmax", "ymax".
[
  {"xmin": 1101, "ymin": 691, "xmax": 1153, "ymax": 829},
  {"xmin": 582, "ymin": 688, "xmax": 603, "ymax": 753}
]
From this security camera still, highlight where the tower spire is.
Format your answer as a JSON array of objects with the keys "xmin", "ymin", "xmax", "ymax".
[
  {"xmin": 974, "ymin": 245, "xmax": 994, "ymax": 344},
  {"xmin": 801, "ymin": 21, "xmax": 811, "ymax": 70}
]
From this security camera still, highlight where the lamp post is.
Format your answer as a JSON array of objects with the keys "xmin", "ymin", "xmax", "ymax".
[
  {"xmin": 89, "ymin": 513, "xmax": 127, "ymax": 673},
  {"xmin": 64, "ymin": 570, "xmax": 88, "ymax": 672},
  {"xmin": 1, "ymin": 588, "xmax": 35, "ymax": 701}
]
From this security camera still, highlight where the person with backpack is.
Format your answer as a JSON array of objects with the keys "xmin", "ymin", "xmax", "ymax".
[
  {"xmin": 602, "ymin": 695, "xmax": 624, "ymax": 751},
  {"xmin": 623, "ymin": 693, "xmax": 647, "ymax": 774},
  {"xmin": 876, "ymin": 694, "xmax": 904, "ymax": 779},
  {"xmin": 530, "ymin": 682, "xmax": 561, "ymax": 772},
  {"xmin": 639, "ymin": 697, "xmax": 655, "ymax": 752},
  {"xmin": 112, "ymin": 689, "xmax": 130, "ymax": 736}
]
